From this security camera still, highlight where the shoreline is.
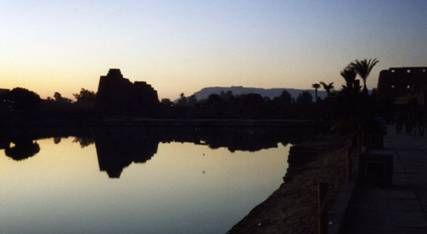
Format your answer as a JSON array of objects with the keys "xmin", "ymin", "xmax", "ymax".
[
  {"xmin": 228, "ymin": 133, "xmax": 363, "ymax": 234},
  {"xmin": 1, "ymin": 119, "xmax": 317, "ymax": 135}
]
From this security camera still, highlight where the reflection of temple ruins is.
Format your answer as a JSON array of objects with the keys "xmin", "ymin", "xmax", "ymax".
[
  {"xmin": 377, "ymin": 67, "xmax": 427, "ymax": 105},
  {"xmin": 94, "ymin": 132, "xmax": 158, "ymax": 178},
  {"xmin": 0, "ymin": 126, "xmax": 310, "ymax": 178},
  {"xmin": 95, "ymin": 69, "xmax": 159, "ymax": 116}
]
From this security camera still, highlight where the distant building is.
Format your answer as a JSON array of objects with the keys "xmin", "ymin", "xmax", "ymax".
[
  {"xmin": 377, "ymin": 67, "xmax": 427, "ymax": 106},
  {"xmin": 95, "ymin": 69, "xmax": 159, "ymax": 116}
]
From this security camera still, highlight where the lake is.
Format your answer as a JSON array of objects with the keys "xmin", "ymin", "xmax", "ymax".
[{"xmin": 0, "ymin": 128, "xmax": 298, "ymax": 234}]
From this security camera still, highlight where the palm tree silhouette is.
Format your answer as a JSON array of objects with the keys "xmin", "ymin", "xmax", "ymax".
[
  {"xmin": 350, "ymin": 58, "xmax": 379, "ymax": 94},
  {"xmin": 340, "ymin": 67, "xmax": 357, "ymax": 90},
  {"xmin": 320, "ymin": 82, "xmax": 334, "ymax": 96},
  {"xmin": 312, "ymin": 83, "xmax": 321, "ymax": 102}
]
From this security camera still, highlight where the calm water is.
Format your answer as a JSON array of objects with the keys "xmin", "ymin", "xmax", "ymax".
[{"xmin": 0, "ymin": 136, "xmax": 290, "ymax": 234}]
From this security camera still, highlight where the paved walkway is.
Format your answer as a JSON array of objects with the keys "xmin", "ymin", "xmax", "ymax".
[{"xmin": 341, "ymin": 127, "xmax": 427, "ymax": 234}]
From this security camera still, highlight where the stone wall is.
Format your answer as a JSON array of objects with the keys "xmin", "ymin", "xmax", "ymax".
[
  {"xmin": 95, "ymin": 69, "xmax": 159, "ymax": 116},
  {"xmin": 377, "ymin": 67, "xmax": 427, "ymax": 99},
  {"xmin": 229, "ymin": 133, "xmax": 364, "ymax": 234}
]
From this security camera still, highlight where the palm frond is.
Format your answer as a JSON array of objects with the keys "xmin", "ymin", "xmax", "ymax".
[{"xmin": 350, "ymin": 58, "xmax": 380, "ymax": 91}]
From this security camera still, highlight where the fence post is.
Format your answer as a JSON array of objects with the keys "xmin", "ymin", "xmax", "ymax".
[{"xmin": 317, "ymin": 182, "xmax": 328, "ymax": 234}]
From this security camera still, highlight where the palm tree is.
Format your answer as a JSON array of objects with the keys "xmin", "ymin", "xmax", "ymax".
[
  {"xmin": 340, "ymin": 67, "xmax": 356, "ymax": 87},
  {"xmin": 350, "ymin": 58, "xmax": 379, "ymax": 94},
  {"xmin": 312, "ymin": 83, "xmax": 321, "ymax": 102},
  {"xmin": 320, "ymin": 82, "xmax": 334, "ymax": 96},
  {"xmin": 340, "ymin": 66, "xmax": 359, "ymax": 92}
]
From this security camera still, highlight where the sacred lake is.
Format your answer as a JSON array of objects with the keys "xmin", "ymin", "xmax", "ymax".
[{"xmin": 0, "ymin": 126, "xmax": 311, "ymax": 234}]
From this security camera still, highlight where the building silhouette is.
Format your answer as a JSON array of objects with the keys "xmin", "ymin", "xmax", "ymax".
[
  {"xmin": 95, "ymin": 69, "xmax": 159, "ymax": 116},
  {"xmin": 377, "ymin": 67, "xmax": 427, "ymax": 104}
]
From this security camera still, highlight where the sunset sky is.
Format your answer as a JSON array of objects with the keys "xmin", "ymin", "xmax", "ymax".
[{"xmin": 1, "ymin": 0, "xmax": 427, "ymax": 99}]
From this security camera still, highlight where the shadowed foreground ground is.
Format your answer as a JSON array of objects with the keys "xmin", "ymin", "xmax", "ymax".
[{"xmin": 341, "ymin": 127, "xmax": 427, "ymax": 233}]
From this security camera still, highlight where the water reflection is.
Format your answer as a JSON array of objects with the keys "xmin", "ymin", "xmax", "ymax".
[
  {"xmin": 4, "ymin": 137, "xmax": 40, "ymax": 161},
  {"xmin": 0, "ymin": 127, "xmax": 309, "ymax": 234},
  {"xmin": 94, "ymin": 133, "xmax": 158, "ymax": 178},
  {"xmin": 1, "ymin": 127, "xmax": 308, "ymax": 178}
]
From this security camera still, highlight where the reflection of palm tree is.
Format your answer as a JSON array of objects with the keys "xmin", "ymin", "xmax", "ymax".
[
  {"xmin": 350, "ymin": 58, "xmax": 379, "ymax": 93},
  {"xmin": 312, "ymin": 83, "xmax": 320, "ymax": 102},
  {"xmin": 320, "ymin": 82, "xmax": 334, "ymax": 96}
]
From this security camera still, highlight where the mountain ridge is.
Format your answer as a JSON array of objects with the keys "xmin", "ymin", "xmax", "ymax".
[{"xmin": 191, "ymin": 86, "xmax": 326, "ymax": 100}]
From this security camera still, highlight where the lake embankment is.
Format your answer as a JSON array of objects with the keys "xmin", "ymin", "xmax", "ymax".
[
  {"xmin": 3, "ymin": 118, "xmax": 315, "ymax": 128},
  {"xmin": 229, "ymin": 132, "xmax": 365, "ymax": 234}
]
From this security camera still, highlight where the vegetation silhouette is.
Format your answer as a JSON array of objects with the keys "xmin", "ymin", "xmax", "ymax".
[
  {"xmin": 314, "ymin": 58, "xmax": 382, "ymax": 134},
  {"xmin": 73, "ymin": 88, "xmax": 96, "ymax": 109},
  {"xmin": 350, "ymin": 58, "xmax": 379, "ymax": 94},
  {"xmin": 162, "ymin": 90, "xmax": 315, "ymax": 119},
  {"xmin": 0, "ymin": 59, "xmax": 389, "ymax": 137},
  {"xmin": 0, "ymin": 69, "xmax": 321, "ymax": 122},
  {"xmin": 0, "ymin": 59, "xmax": 394, "ymax": 146},
  {"xmin": 52, "ymin": 92, "xmax": 72, "ymax": 104},
  {"xmin": 295, "ymin": 91, "xmax": 314, "ymax": 106},
  {"xmin": 340, "ymin": 66, "xmax": 361, "ymax": 93},
  {"xmin": 320, "ymin": 82, "xmax": 334, "ymax": 97},
  {"xmin": 312, "ymin": 83, "xmax": 321, "ymax": 102},
  {"xmin": 7, "ymin": 88, "xmax": 41, "ymax": 114},
  {"xmin": 0, "ymin": 58, "xmax": 391, "ymax": 152}
]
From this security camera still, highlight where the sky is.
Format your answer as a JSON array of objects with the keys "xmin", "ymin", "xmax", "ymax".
[{"xmin": 1, "ymin": 0, "xmax": 427, "ymax": 99}]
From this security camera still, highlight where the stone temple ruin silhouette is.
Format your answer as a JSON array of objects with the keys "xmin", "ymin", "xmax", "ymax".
[
  {"xmin": 95, "ymin": 69, "xmax": 159, "ymax": 116},
  {"xmin": 377, "ymin": 67, "xmax": 427, "ymax": 105}
]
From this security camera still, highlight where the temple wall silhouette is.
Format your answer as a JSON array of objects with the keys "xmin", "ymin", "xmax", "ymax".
[
  {"xmin": 0, "ymin": 89, "xmax": 10, "ymax": 118},
  {"xmin": 377, "ymin": 67, "xmax": 427, "ymax": 100},
  {"xmin": 95, "ymin": 69, "xmax": 159, "ymax": 116}
]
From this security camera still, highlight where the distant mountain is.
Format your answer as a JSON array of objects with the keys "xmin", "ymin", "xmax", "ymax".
[{"xmin": 191, "ymin": 86, "xmax": 326, "ymax": 100}]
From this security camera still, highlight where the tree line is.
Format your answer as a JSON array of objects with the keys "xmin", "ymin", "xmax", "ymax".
[
  {"xmin": 157, "ymin": 90, "xmax": 316, "ymax": 119},
  {"xmin": 0, "ymin": 88, "xmax": 96, "ymax": 121},
  {"xmin": 0, "ymin": 86, "xmax": 317, "ymax": 120},
  {"xmin": 0, "ymin": 58, "xmax": 385, "ymax": 125}
]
